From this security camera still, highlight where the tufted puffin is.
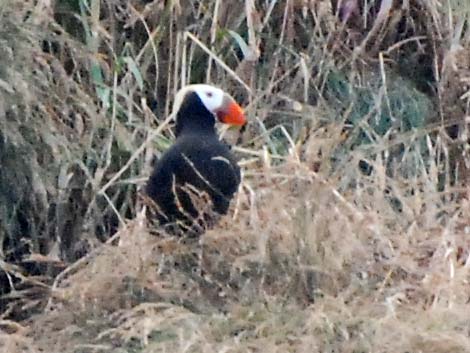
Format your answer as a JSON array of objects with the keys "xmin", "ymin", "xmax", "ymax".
[{"xmin": 145, "ymin": 84, "xmax": 246, "ymax": 236}]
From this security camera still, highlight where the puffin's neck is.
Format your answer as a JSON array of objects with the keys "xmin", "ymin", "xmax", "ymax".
[{"xmin": 174, "ymin": 92, "xmax": 217, "ymax": 137}]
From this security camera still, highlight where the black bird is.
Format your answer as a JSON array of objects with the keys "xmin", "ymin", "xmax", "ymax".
[{"xmin": 145, "ymin": 84, "xmax": 246, "ymax": 236}]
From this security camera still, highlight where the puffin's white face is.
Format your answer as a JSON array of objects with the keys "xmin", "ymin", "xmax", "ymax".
[
  {"xmin": 191, "ymin": 84, "xmax": 225, "ymax": 113},
  {"xmin": 173, "ymin": 84, "xmax": 246, "ymax": 126}
]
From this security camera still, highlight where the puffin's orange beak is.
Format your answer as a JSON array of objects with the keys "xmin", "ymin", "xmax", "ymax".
[{"xmin": 217, "ymin": 96, "xmax": 246, "ymax": 126}]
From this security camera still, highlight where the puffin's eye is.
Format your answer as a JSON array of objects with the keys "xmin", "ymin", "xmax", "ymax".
[{"xmin": 206, "ymin": 92, "xmax": 213, "ymax": 98}]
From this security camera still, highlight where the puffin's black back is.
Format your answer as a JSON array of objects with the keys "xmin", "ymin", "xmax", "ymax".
[{"xmin": 145, "ymin": 91, "xmax": 241, "ymax": 235}]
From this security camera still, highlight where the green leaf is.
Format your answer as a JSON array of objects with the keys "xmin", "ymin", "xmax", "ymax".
[
  {"xmin": 122, "ymin": 56, "xmax": 144, "ymax": 90},
  {"xmin": 226, "ymin": 30, "xmax": 251, "ymax": 59}
]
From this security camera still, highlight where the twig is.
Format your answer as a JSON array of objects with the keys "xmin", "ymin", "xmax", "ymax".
[
  {"xmin": 184, "ymin": 31, "xmax": 252, "ymax": 93},
  {"xmin": 97, "ymin": 113, "xmax": 174, "ymax": 195}
]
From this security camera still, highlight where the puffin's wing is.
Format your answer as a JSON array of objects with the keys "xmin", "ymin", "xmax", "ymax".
[
  {"xmin": 178, "ymin": 141, "xmax": 240, "ymax": 215},
  {"xmin": 206, "ymin": 153, "xmax": 240, "ymax": 195},
  {"xmin": 205, "ymin": 153, "xmax": 240, "ymax": 214}
]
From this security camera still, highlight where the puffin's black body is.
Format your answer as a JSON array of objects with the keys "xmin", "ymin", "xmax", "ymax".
[{"xmin": 146, "ymin": 90, "xmax": 242, "ymax": 235}]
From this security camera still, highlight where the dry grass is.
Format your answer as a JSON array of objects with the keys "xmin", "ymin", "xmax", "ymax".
[{"xmin": 1, "ymin": 0, "xmax": 470, "ymax": 352}]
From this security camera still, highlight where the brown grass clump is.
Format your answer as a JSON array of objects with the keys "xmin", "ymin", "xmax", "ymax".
[
  {"xmin": 24, "ymin": 142, "xmax": 470, "ymax": 352},
  {"xmin": 1, "ymin": 0, "xmax": 470, "ymax": 352}
]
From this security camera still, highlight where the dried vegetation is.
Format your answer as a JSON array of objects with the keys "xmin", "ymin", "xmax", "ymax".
[{"xmin": 1, "ymin": 0, "xmax": 470, "ymax": 352}]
